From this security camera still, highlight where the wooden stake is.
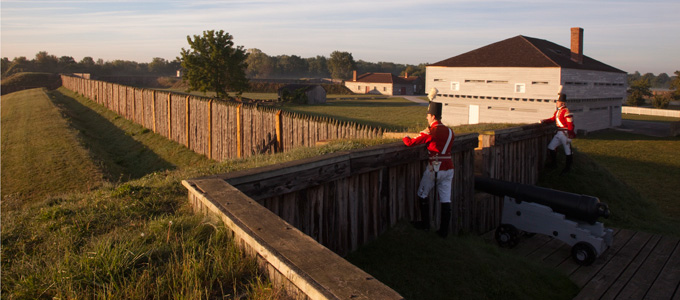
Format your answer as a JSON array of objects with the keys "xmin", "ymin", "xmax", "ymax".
[
  {"xmin": 208, "ymin": 99, "xmax": 213, "ymax": 159},
  {"xmin": 276, "ymin": 110, "xmax": 283, "ymax": 152},
  {"xmin": 237, "ymin": 104, "xmax": 242, "ymax": 158},
  {"xmin": 152, "ymin": 91, "xmax": 157, "ymax": 133},
  {"xmin": 167, "ymin": 93, "xmax": 172, "ymax": 139},
  {"xmin": 186, "ymin": 95, "xmax": 190, "ymax": 148}
]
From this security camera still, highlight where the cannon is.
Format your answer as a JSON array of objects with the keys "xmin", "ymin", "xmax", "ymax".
[{"xmin": 475, "ymin": 176, "xmax": 614, "ymax": 266}]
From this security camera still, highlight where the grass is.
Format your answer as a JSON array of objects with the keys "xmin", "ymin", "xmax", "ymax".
[
  {"xmin": 346, "ymin": 222, "xmax": 578, "ymax": 300},
  {"xmin": 577, "ymin": 131, "xmax": 680, "ymax": 220},
  {"xmin": 0, "ymin": 88, "xmax": 293, "ymax": 299},
  {"xmin": 1, "ymin": 88, "xmax": 105, "ymax": 207},
  {"xmin": 622, "ymin": 113, "xmax": 680, "ymax": 122}
]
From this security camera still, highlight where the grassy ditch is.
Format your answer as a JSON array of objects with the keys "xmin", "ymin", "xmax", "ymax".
[{"xmin": 0, "ymin": 88, "xmax": 285, "ymax": 299}]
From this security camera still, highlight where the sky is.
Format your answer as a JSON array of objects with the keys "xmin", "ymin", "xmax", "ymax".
[{"xmin": 1, "ymin": 0, "xmax": 679, "ymax": 75}]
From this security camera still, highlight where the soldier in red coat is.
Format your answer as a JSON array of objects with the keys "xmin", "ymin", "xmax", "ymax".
[
  {"xmin": 403, "ymin": 100, "xmax": 455, "ymax": 237},
  {"xmin": 541, "ymin": 93, "xmax": 576, "ymax": 174}
]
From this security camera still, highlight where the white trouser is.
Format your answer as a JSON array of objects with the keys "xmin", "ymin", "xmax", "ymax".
[
  {"xmin": 548, "ymin": 131, "xmax": 572, "ymax": 155},
  {"xmin": 417, "ymin": 166, "xmax": 454, "ymax": 203}
]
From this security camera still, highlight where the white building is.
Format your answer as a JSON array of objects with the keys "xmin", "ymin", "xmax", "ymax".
[{"xmin": 426, "ymin": 28, "xmax": 627, "ymax": 133}]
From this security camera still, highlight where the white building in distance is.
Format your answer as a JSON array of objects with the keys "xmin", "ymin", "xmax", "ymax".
[{"xmin": 426, "ymin": 28, "xmax": 627, "ymax": 133}]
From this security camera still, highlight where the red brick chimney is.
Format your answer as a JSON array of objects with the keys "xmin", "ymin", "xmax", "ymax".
[
  {"xmin": 352, "ymin": 70, "xmax": 357, "ymax": 81},
  {"xmin": 570, "ymin": 27, "xmax": 584, "ymax": 64}
]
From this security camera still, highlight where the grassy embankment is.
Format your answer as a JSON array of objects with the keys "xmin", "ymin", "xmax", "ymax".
[{"xmin": 1, "ymin": 88, "xmax": 287, "ymax": 299}]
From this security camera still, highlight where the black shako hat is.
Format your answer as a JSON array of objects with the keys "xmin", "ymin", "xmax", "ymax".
[
  {"xmin": 427, "ymin": 102, "xmax": 442, "ymax": 119},
  {"xmin": 557, "ymin": 93, "xmax": 567, "ymax": 102}
]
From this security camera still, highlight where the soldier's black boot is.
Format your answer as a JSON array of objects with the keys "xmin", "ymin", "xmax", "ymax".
[
  {"xmin": 561, "ymin": 154, "xmax": 573, "ymax": 175},
  {"xmin": 547, "ymin": 149, "xmax": 557, "ymax": 168},
  {"xmin": 412, "ymin": 196, "xmax": 430, "ymax": 230},
  {"xmin": 437, "ymin": 203, "xmax": 452, "ymax": 238}
]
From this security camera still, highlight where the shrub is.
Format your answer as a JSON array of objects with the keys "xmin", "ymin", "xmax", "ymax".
[{"xmin": 652, "ymin": 94, "xmax": 671, "ymax": 109}]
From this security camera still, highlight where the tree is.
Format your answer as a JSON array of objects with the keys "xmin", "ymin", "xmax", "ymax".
[
  {"xmin": 307, "ymin": 55, "xmax": 329, "ymax": 78},
  {"xmin": 34, "ymin": 51, "xmax": 58, "ymax": 72},
  {"xmin": 179, "ymin": 30, "xmax": 248, "ymax": 98},
  {"xmin": 651, "ymin": 94, "xmax": 671, "ymax": 109},
  {"xmin": 670, "ymin": 71, "xmax": 680, "ymax": 100},
  {"xmin": 654, "ymin": 73, "xmax": 671, "ymax": 88},
  {"xmin": 328, "ymin": 51, "xmax": 356, "ymax": 80},
  {"xmin": 58, "ymin": 56, "xmax": 77, "ymax": 72},
  {"xmin": 277, "ymin": 55, "xmax": 307, "ymax": 78},
  {"xmin": 245, "ymin": 48, "xmax": 275, "ymax": 78},
  {"xmin": 626, "ymin": 78, "xmax": 653, "ymax": 106}
]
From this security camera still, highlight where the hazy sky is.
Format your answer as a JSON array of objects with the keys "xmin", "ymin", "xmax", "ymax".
[{"xmin": 2, "ymin": 0, "xmax": 678, "ymax": 75}]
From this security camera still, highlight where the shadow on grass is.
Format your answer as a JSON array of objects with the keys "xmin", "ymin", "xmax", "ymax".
[{"xmin": 48, "ymin": 90, "xmax": 177, "ymax": 182}]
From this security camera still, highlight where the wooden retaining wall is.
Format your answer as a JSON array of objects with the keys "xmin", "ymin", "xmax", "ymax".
[
  {"xmin": 474, "ymin": 123, "xmax": 555, "ymax": 232},
  {"xmin": 184, "ymin": 136, "xmax": 478, "ymax": 299},
  {"xmin": 61, "ymin": 75, "xmax": 383, "ymax": 160}
]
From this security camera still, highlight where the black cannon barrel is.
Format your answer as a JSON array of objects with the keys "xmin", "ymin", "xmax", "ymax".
[{"xmin": 475, "ymin": 176, "xmax": 610, "ymax": 224}]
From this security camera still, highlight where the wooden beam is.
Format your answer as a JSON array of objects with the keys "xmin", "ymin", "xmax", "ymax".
[
  {"xmin": 276, "ymin": 110, "xmax": 283, "ymax": 152},
  {"xmin": 186, "ymin": 95, "xmax": 190, "ymax": 148},
  {"xmin": 237, "ymin": 104, "xmax": 242, "ymax": 158}
]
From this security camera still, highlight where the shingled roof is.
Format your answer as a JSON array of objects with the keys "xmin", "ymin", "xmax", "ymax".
[
  {"xmin": 354, "ymin": 73, "xmax": 415, "ymax": 84},
  {"xmin": 429, "ymin": 35, "xmax": 625, "ymax": 73}
]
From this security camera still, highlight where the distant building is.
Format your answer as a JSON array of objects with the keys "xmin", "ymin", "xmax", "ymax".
[
  {"xmin": 427, "ymin": 28, "xmax": 627, "ymax": 133},
  {"xmin": 278, "ymin": 84, "xmax": 327, "ymax": 104},
  {"xmin": 345, "ymin": 71, "xmax": 424, "ymax": 96}
]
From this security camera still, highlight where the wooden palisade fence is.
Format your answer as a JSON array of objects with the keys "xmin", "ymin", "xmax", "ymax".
[{"xmin": 61, "ymin": 75, "xmax": 383, "ymax": 161}]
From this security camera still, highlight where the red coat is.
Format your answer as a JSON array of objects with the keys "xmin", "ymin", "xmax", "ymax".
[
  {"xmin": 403, "ymin": 120, "xmax": 455, "ymax": 170},
  {"xmin": 543, "ymin": 105, "xmax": 575, "ymax": 138}
]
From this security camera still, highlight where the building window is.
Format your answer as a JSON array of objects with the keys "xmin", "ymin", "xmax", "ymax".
[
  {"xmin": 450, "ymin": 82, "xmax": 460, "ymax": 91},
  {"xmin": 358, "ymin": 85, "xmax": 361, "ymax": 90},
  {"xmin": 486, "ymin": 80, "xmax": 508, "ymax": 84},
  {"xmin": 383, "ymin": 87, "xmax": 387, "ymax": 91},
  {"xmin": 434, "ymin": 78, "xmax": 444, "ymax": 81},
  {"xmin": 532, "ymin": 81, "xmax": 549, "ymax": 85},
  {"xmin": 465, "ymin": 79, "xmax": 485, "ymax": 83},
  {"xmin": 515, "ymin": 83, "xmax": 526, "ymax": 93}
]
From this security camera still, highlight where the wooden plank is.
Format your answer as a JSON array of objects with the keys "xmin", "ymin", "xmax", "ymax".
[
  {"xmin": 616, "ymin": 235, "xmax": 679, "ymax": 299},
  {"xmin": 645, "ymin": 236, "xmax": 680, "ymax": 300},
  {"xmin": 558, "ymin": 228, "xmax": 636, "ymax": 279},
  {"xmin": 571, "ymin": 230, "xmax": 655, "ymax": 291}
]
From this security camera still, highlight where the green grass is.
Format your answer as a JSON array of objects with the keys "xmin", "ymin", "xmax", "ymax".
[
  {"xmin": 1, "ymin": 88, "xmax": 105, "ymax": 207},
  {"xmin": 537, "ymin": 130, "xmax": 680, "ymax": 235},
  {"xmin": 346, "ymin": 222, "xmax": 578, "ymax": 300},
  {"xmin": 281, "ymin": 97, "xmax": 429, "ymax": 131},
  {"xmin": 0, "ymin": 88, "xmax": 297, "ymax": 299},
  {"xmin": 622, "ymin": 113, "xmax": 680, "ymax": 122}
]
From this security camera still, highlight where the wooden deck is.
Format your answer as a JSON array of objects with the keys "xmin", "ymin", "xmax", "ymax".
[{"xmin": 488, "ymin": 228, "xmax": 680, "ymax": 299}]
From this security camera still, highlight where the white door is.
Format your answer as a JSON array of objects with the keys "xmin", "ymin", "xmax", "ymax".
[{"xmin": 468, "ymin": 105, "xmax": 479, "ymax": 124}]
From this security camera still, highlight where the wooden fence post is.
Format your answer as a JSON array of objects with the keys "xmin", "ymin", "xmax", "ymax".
[
  {"xmin": 276, "ymin": 110, "xmax": 283, "ymax": 152},
  {"xmin": 237, "ymin": 104, "xmax": 242, "ymax": 158},
  {"xmin": 186, "ymin": 95, "xmax": 190, "ymax": 148},
  {"xmin": 167, "ymin": 93, "xmax": 172, "ymax": 139},
  {"xmin": 208, "ymin": 99, "xmax": 213, "ymax": 159},
  {"xmin": 152, "ymin": 91, "xmax": 157, "ymax": 133}
]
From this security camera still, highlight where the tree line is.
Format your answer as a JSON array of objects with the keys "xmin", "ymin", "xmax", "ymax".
[
  {"xmin": 627, "ymin": 71, "xmax": 680, "ymax": 108},
  {"xmin": 2, "ymin": 50, "xmax": 426, "ymax": 82},
  {"xmin": 627, "ymin": 71, "xmax": 676, "ymax": 89},
  {"xmin": 1, "ymin": 52, "xmax": 180, "ymax": 78}
]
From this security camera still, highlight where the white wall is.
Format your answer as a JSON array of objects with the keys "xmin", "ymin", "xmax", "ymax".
[{"xmin": 427, "ymin": 66, "xmax": 627, "ymax": 132}]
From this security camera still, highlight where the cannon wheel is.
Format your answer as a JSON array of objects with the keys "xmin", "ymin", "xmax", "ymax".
[
  {"xmin": 571, "ymin": 242, "xmax": 597, "ymax": 266},
  {"xmin": 495, "ymin": 224, "xmax": 520, "ymax": 248}
]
